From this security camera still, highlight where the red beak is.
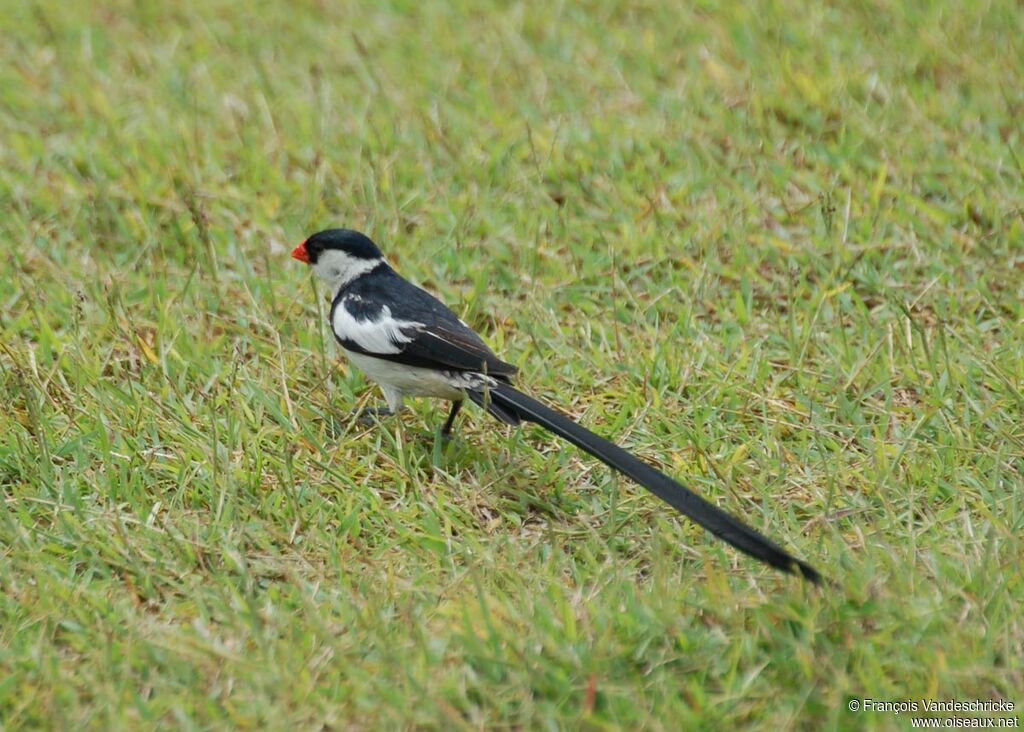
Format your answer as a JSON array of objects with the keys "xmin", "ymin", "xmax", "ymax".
[{"xmin": 291, "ymin": 240, "xmax": 310, "ymax": 263}]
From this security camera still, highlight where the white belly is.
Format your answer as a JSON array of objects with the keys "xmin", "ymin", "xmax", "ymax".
[{"xmin": 345, "ymin": 350, "xmax": 467, "ymax": 404}]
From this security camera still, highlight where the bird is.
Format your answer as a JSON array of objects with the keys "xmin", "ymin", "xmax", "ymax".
[{"xmin": 291, "ymin": 228, "xmax": 822, "ymax": 584}]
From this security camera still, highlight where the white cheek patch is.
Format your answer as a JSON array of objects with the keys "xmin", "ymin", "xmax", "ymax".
[
  {"xmin": 314, "ymin": 251, "xmax": 384, "ymax": 291},
  {"xmin": 332, "ymin": 301, "xmax": 422, "ymax": 355}
]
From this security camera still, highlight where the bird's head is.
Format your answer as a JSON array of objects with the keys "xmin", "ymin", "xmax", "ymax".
[{"xmin": 291, "ymin": 228, "xmax": 385, "ymax": 294}]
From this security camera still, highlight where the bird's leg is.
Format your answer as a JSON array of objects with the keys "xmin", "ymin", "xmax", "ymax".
[{"xmin": 440, "ymin": 400, "xmax": 463, "ymax": 437}]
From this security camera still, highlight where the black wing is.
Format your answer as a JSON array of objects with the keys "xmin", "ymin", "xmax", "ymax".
[{"xmin": 331, "ymin": 265, "xmax": 518, "ymax": 378}]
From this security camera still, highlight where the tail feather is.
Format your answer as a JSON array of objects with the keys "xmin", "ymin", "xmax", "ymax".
[
  {"xmin": 466, "ymin": 388, "xmax": 521, "ymax": 426},
  {"xmin": 475, "ymin": 382, "xmax": 822, "ymax": 584}
]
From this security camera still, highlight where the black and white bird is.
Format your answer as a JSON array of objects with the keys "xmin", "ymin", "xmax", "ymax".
[{"xmin": 291, "ymin": 228, "xmax": 821, "ymax": 584}]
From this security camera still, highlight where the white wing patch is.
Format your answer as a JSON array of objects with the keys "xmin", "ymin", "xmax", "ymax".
[{"xmin": 332, "ymin": 299, "xmax": 422, "ymax": 355}]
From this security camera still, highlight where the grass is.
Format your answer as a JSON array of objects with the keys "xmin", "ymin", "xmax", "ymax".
[{"xmin": 1, "ymin": 0, "xmax": 1022, "ymax": 728}]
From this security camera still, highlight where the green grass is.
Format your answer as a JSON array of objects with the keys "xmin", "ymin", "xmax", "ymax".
[{"xmin": 1, "ymin": 0, "xmax": 1022, "ymax": 728}]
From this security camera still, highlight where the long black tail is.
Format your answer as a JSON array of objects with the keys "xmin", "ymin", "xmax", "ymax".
[{"xmin": 468, "ymin": 382, "xmax": 821, "ymax": 584}]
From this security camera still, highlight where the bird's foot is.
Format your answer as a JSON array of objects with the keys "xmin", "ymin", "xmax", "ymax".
[{"xmin": 351, "ymin": 406, "xmax": 395, "ymax": 426}]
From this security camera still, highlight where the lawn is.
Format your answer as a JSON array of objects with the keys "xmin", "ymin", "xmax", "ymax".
[{"xmin": 1, "ymin": 0, "xmax": 1021, "ymax": 729}]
